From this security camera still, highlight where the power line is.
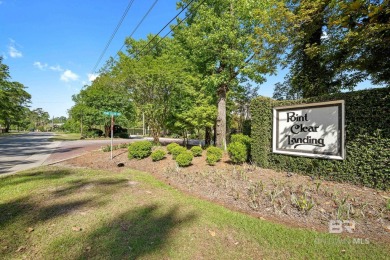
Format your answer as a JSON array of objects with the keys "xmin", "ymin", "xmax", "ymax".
[
  {"xmin": 115, "ymin": 0, "xmax": 159, "ymax": 60},
  {"xmin": 133, "ymin": 0, "xmax": 201, "ymax": 59},
  {"xmin": 91, "ymin": 0, "xmax": 136, "ymax": 74}
]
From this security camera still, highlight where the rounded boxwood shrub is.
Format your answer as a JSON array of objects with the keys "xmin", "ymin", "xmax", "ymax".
[
  {"xmin": 206, "ymin": 154, "xmax": 219, "ymax": 166},
  {"xmin": 206, "ymin": 146, "xmax": 223, "ymax": 161},
  {"xmin": 128, "ymin": 141, "xmax": 153, "ymax": 159},
  {"xmin": 190, "ymin": 146, "xmax": 203, "ymax": 157},
  {"xmin": 171, "ymin": 146, "xmax": 187, "ymax": 159},
  {"xmin": 176, "ymin": 151, "xmax": 193, "ymax": 167},
  {"xmin": 231, "ymin": 133, "xmax": 251, "ymax": 159},
  {"xmin": 167, "ymin": 143, "xmax": 180, "ymax": 154},
  {"xmin": 151, "ymin": 149, "xmax": 166, "ymax": 161},
  {"xmin": 228, "ymin": 142, "xmax": 247, "ymax": 164}
]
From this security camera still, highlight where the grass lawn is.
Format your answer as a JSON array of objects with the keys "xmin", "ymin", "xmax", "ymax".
[
  {"xmin": 49, "ymin": 133, "xmax": 81, "ymax": 141},
  {"xmin": 0, "ymin": 166, "xmax": 388, "ymax": 259}
]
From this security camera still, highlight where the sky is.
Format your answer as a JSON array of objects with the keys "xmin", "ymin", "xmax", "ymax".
[{"xmin": 0, "ymin": 0, "xmax": 378, "ymax": 118}]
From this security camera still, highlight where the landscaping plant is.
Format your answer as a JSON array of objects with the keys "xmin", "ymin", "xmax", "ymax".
[
  {"xmin": 190, "ymin": 146, "xmax": 203, "ymax": 157},
  {"xmin": 128, "ymin": 141, "xmax": 153, "ymax": 159},
  {"xmin": 176, "ymin": 151, "xmax": 194, "ymax": 167},
  {"xmin": 227, "ymin": 142, "xmax": 247, "ymax": 164},
  {"xmin": 151, "ymin": 149, "xmax": 166, "ymax": 162}
]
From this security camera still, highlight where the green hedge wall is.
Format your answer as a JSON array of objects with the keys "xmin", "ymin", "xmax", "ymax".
[{"xmin": 250, "ymin": 87, "xmax": 390, "ymax": 190}]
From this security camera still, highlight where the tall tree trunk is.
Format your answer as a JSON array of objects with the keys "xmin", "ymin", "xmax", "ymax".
[
  {"xmin": 205, "ymin": 126, "xmax": 211, "ymax": 146},
  {"xmin": 216, "ymin": 85, "xmax": 227, "ymax": 150}
]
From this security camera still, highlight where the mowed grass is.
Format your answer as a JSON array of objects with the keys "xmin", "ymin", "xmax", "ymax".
[
  {"xmin": 49, "ymin": 133, "xmax": 81, "ymax": 141},
  {"xmin": 0, "ymin": 167, "xmax": 388, "ymax": 259}
]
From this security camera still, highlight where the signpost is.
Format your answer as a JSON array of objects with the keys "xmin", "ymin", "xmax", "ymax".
[
  {"xmin": 272, "ymin": 100, "xmax": 345, "ymax": 160},
  {"xmin": 103, "ymin": 111, "xmax": 122, "ymax": 160}
]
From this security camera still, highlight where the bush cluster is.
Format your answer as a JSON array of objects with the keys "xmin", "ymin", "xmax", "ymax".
[
  {"xmin": 167, "ymin": 143, "xmax": 180, "ymax": 154},
  {"xmin": 176, "ymin": 151, "xmax": 194, "ymax": 167},
  {"xmin": 171, "ymin": 146, "xmax": 187, "ymax": 159},
  {"xmin": 227, "ymin": 142, "xmax": 247, "ymax": 164},
  {"xmin": 128, "ymin": 141, "xmax": 153, "ymax": 159},
  {"xmin": 190, "ymin": 146, "xmax": 203, "ymax": 157},
  {"xmin": 151, "ymin": 149, "xmax": 166, "ymax": 161},
  {"xmin": 250, "ymin": 88, "xmax": 390, "ymax": 190}
]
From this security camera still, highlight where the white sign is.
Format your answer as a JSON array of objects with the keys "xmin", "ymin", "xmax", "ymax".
[{"xmin": 273, "ymin": 100, "xmax": 345, "ymax": 160}]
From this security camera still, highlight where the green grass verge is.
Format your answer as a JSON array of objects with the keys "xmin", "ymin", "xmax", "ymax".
[
  {"xmin": 0, "ymin": 166, "xmax": 388, "ymax": 259},
  {"xmin": 49, "ymin": 133, "xmax": 81, "ymax": 141}
]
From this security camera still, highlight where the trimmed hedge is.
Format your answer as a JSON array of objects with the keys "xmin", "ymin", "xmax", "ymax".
[
  {"xmin": 206, "ymin": 146, "xmax": 223, "ymax": 161},
  {"xmin": 167, "ymin": 143, "xmax": 180, "ymax": 154},
  {"xmin": 171, "ymin": 146, "xmax": 187, "ymax": 159},
  {"xmin": 250, "ymin": 87, "xmax": 390, "ymax": 190},
  {"xmin": 151, "ymin": 149, "xmax": 166, "ymax": 161},
  {"xmin": 228, "ymin": 142, "xmax": 247, "ymax": 164},
  {"xmin": 190, "ymin": 146, "xmax": 203, "ymax": 157},
  {"xmin": 176, "ymin": 151, "xmax": 194, "ymax": 167},
  {"xmin": 128, "ymin": 141, "xmax": 153, "ymax": 159}
]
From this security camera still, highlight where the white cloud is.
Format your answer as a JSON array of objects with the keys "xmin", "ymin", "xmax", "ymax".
[
  {"xmin": 49, "ymin": 65, "xmax": 63, "ymax": 72},
  {"xmin": 87, "ymin": 73, "xmax": 99, "ymax": 82},
  {"xmin": 8, "ymin": 45, "xmax": 22, "ymax": 58},
  {"xmin": 33, "ymin": 61, "xmax": 48, "ymax": 70},
  {"xmin": 60, "ymin": 70, "xmax": 79, "ymax": 82}
]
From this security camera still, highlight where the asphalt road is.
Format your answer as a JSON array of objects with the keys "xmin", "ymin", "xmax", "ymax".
[{"xmin": 0, "ymin": 132, "xmax": 60, "ymax": 175}]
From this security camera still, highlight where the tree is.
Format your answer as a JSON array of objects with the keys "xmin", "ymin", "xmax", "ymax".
[
  {"xmin": 175, "ymin": 0, "xmax": 289, "ymax": 149},
  {"xmin": 0, "ymin": 57, "xmax": 31, "ymax": 132},
  {"xmin": 274, "ymin": 0, "xmax": 389, "ymax": 99},
  {"xmin": 68, "ymin": 75, "xmax": 136, "ymax": 137},
  {"xmin": 116, "ymin": 37, "xmax": 196, "ymax": 143}
]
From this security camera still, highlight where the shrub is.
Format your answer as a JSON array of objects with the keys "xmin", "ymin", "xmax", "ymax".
[
  {"xmin": 228, "ymin": 142, "xmax": 247, "ymax": 164},
  {"xmin": 171, "ymin": 146, "xmax": 187, "ymax": 159},
  {"xmin": 206, "ymin": 146, "xmax": 223, "ymax": 161},
  {"xmin": 151, "ymin": 149, "xmax": 166, "ymax": 161},
  {"xmin": 176, "ymin": 151, "xmax": 193, "ymax": 167},
  {"xmin": 231, "ymin": 133, "xmax": 251, "ymax": 160},
  {"xmin": 128, "ymin": 141, "xmax": 153, "ymax": 159},
  {"xmin": 190, "ymin": 146, "xmax": 203, "ymax": 157},
  {"xmin": 167, "ymin": 143, "xmax": 180, "ymax": 154},
  {"xmin": 206, "ymin": 154, "xmax": 219, "ymax": 166}
]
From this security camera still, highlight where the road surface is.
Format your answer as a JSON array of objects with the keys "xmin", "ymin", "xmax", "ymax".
[{"xmin": 0, "ymin": 132, "xmax": 60, "ymax": 175}]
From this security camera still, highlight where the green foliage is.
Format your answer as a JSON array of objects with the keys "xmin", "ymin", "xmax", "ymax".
[
  {"xmin": 206, "ymin": 147, "xmax": 223, "ymax": 162},
  {"xmin": 167, "ymin": 143, "xmax": 180, "ymax": 154},
  {"xmin": 171, "ymin": 146, "xmax": 187, "ymax": 160},
  {"xmin": 291, "ymin": 193, "xmax": 315, "ymax": 214},
  {"xmin": 175, "ymin": 151, "xmax": 193, "ymax": 167},
  {"xmin": 151, "ymin": 150, "xmax": 166, "ymax": 162},
  {"xmin": 230, "ymin": 133, "xmax": 251, "ymax": 160},
  {"xmin": 206, "ymin": 154, "xmax": 219, "ymax": 166},
  {"xmin": 190, "ymin": 146, "xmax": 203, "ymax": 157},
  {"xmin": 0, "ymin": 57, "xmax": 32, "ymax": 132},
  {"xmin": 227, "ymin": 142, "xmax": 247, "ymax": 164},
  {"xmin": 251, "ymin": 88, "xmax": 390, "ymax": 190},
  {"xmin": 128, "ymin": 141, "xmax": 153, "ymax": 159}
]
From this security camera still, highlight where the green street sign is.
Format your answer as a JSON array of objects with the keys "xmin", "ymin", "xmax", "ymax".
[{"xmin": 103, "ymin": 111, "xmax": 121, "ymax": 116}]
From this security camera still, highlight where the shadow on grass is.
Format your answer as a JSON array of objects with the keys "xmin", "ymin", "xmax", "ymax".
[
  {"xmin": 78, "ymin": 204, "xmax": 197, "ymax": 259},
  {"xmin": 0, "ymin": 167, "xmax": 74, "ymax": 187}
]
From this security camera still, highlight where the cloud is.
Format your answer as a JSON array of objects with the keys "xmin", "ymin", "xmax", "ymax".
[
  {"xmin": 49, "ymin": 65, "xmax": 63, "ymax": 72},
  {"xmin": 60, "ymin": 70, "xmax": 79, "ymax": 82},
  {"xmin": 87, "ymin": 73, "xmax": 99, "ymax": 82},
  {"xmin": 33, "ymin": 61, "xmax": 48, "ymax": 70},
  {"xmin": 8, "ymin": 44, "xmax": 22, "ymax": 58}
]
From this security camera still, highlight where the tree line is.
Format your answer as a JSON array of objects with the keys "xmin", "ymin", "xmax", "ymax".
[{"xmin": 69, "ymin": 0, "xmax": 389, "ymax": 147}]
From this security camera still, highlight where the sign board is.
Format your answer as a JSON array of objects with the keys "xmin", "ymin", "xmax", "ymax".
[
  {"xmin": 103, "ymin": 111, "xmax": 121, "ymax": 116},
  {"xmin": 272, "ymin": 100, "xmax": 345, "ymax": 160}
]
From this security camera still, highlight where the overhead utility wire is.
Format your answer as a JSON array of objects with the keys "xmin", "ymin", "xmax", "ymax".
[
  {"xmin": 91, "ymin": 0, "xmax": 136, "ymax": 73},
  {"xmin": 114, "ymin": 0, "xmax": 159, "ymax": 60},
  {"xmin": 145, "ymin": 0, "xmax": 206, "ymax": 57},
  {"xmin": 133, "ymin": 0, "xmax": 199, "ymax": 59}
]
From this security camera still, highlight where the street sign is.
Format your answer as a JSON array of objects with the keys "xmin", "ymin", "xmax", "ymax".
[{"xmin": 103, "ymin": 111, "xmax": 121, "ymax": 116}]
